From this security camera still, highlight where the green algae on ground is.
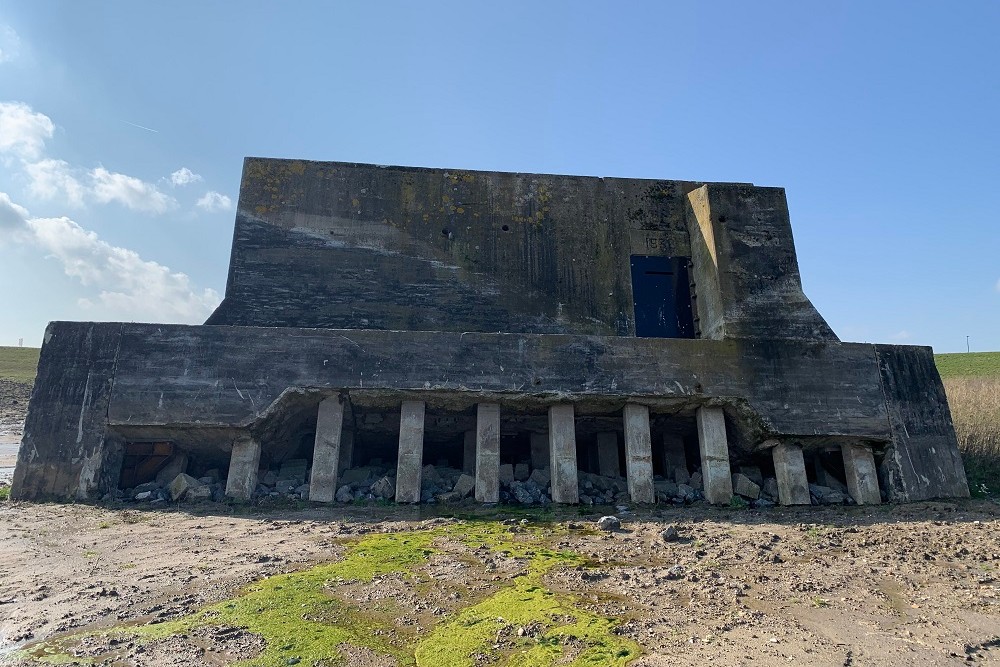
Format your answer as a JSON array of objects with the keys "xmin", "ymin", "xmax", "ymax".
[
  {"xmin": 414, "ymin": 542, "xmax": 640, "ymax": 667},
  {"xmin": 21, "ymin": 521, "xmax": 640, "ymax": 667}
]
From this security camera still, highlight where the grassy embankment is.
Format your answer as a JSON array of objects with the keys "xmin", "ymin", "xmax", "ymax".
[
  {"xmin": 936, "ymin": 352, "xmax": 1000, "ymax": 497},
  {"xmin": 0, "ymin": 345, "xmax": 40, "ymax": 385}
]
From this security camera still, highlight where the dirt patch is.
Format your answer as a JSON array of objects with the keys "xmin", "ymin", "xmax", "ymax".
[{"xmin": 0, "ymin": 501, "xmax": 998, "ymax": 666}]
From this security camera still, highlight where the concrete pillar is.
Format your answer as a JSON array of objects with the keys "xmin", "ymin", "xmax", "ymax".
[
  {"xmin": 394, "ymin": 401, "xmax": 425, "ymax": 503},
  {"xmin": 771, "ymin": 441, "xmax": 811, "ymax": 505},
  {"xmin": 662, "ymin": 434, "xmax": 688, "ymax": 481},
  {"xmin": 530, "ymin": 432, "xmax": 549, "ymax": 470},
  {"xmin": 624, "ymin": 403, "xmax": 655, "ymax": 504},
  {"xmin": 309, "ymin": 397, "xmax": 344, "ymax": 503},
  {"xmin": 596, "ymin": 432, "xmax": 620, "ymax": 477},
  {"xmin": 548, "ymin": 404, "xmax": 579, "ymax": 503},
  {"xmin": 338, "ymin": 430, "xmax": 354, "ymax": 475},
  {"xmin": 225, "ymin": 435, "xmax": 262, "ymax": 500},
  {"xmin": 475, "ymin": 404, "xmax": 501, "ymax": 503},
  {"xmin": 463, "ymin": 430, "xmax": 476, "ymax": 474},
  {"xmin": 841, "ymin": 442, "xmax": 881, "ymax": 505},
  {"xmin": 696, "ymin": 406, "xmax": 733, "ymax": 505}
]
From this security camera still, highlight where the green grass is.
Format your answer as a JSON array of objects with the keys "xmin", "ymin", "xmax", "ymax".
[
  {"xmin": 935, "ymin": 352, "xmax": 1000, "ymax": 379},
  {"xmin": 0, "ymin": 345, "xmax": 40, "ymax": 384}
]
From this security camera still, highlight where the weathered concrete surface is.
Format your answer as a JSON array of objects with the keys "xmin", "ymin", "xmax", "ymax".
[
  {"xmin": 842, "ymin": 442, "xmax": 881, "ymax": 505},
  {"xmin": 225, "ymin": 436, "xmax": 261, "ymax": 500},
  {"xmin": 876, "ymin": 345, "xmax": 970, "ymax": 501},
  {"xmin": 623, "ymin": 403, "xmax": 655, "ymax": 503},
  {"xmin": 11, "ymin": 322, "xmax": 123, "ymax": 501},
  {"xmin": 207, "ymin": 158, "xmax": 715, "ymax": 337},
  {"xmin": 771, "ymin": 441, "xmax": 811, "ymax": 505},
  {"xmin": 394, "ymin": 401, "xmax": 425, "ymax": 503},
  {"xmin": 530, "ymin": 432, "xmax": 548, "ymax": 470},
  {"xmin": 474, "ymin": 403, "xmax": 500, "ymax": 503},
  {"xmin": 12, "ymin": 321, "xmax": 969, "ymax": 502},
  {"xmin": 686, "ymin": 184, "xmax": 837, "ymax": 342},
  {"xmin": 596, "ymin": 432, "xmax": 620, "ymax": 478},
  {"xmin": 308, "ymin": 397, "xmax": 344, "ymax": 503},
  {"xmin": 548, "ymin": 405, "xmax": 579, "ymax": 503},
  {"xmin": 697, "ymin": 407, "xmax": 733, "ymax": 505}
]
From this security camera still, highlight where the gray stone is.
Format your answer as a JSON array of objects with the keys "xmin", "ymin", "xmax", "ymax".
[
  {"xmin": 335, "ymin": 485, "xmax": 353, "ymax": 503},
  {"xmin": 677, "ymin": 483, "xmax": 695, "ymax": 500},
  {"xmin": 169, "ymin": 473, "xmax": 204, "ymax": 501},
  {"xmin": 529, "ymin": 468, "xmax": 550, "ymax": 487},
  {"xmin": 689, "ymin": 471, "xmax": 703, "ymax": 491},
  {"xmin": 133, "ymin": 481, "xmax": 160, "ymax": 494},
  {"xmin": 452, "ymin": 473, "xmax": 476, "ymax": 498},
  {"xmin": 660, "ymin": 525, "xmax": 680, "ymax": 542},
  {"xmin": 261, "ymin": 470, "xmax": 278, "ymax": 486},
  {"xmin": 275, "ymin": 479, "xmax": 298, "ymax": 494},
  {"xmin": 732, "ymin": 473, "xmax": 761, "ymax": 500},
  {"xmin": 340, "ymin": 467, "xmax": 373, "ymax": 485},
  {"xmin": 740, "ymin": 466, "xmax": 764, "ymax": 487},
  {"xmin": 371, "ymin": 476, "xmax": 394, "ymax": 500},
  {"xmin": 134, "ymin": 490, "xmax": 153, "ymax": 501},
  {"xmin": 187, "ymin": 485, "xmax": 213, "ymax": 501},
  {"xmin": 762, "ymin": 477, "xmax": 780, "ymax": 499},
  {"xmin": 514, "ymin": 463, "xmax": 529, "ymax": 481},
  {"xmin": 422, "ymin": 464, "xmax": 443, "ymax": 485},
  {"xmin": 512, "ymin": 484, "xmax": 535, "ymax": 504},
  {"xmin": 155, "ymin": 452, "xmax": 189, "ymax": 486},
  {"xmin": 596, "ymin": 516, "xmax": 621, "ymax": 531},
  {"xmin": 673, "ymin": 466, "xmax": 690, "ymax": 485}
]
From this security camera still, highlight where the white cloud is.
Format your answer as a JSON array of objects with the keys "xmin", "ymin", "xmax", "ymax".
[
  {"xmin": 2, "ymin": 192, "xmax": 220, "ymax": 322},
  {"xmin": 0, "ymin": 25, "xmax": 20, "ymax": 64},
  {"xmin": 90, "ymin": 167, "xmax": 177, "ymax": 214},
  {"xmin": 890, "ymin": 330, "xmax": 912, "ymax": 341},
  {"xmin": 0, "ymin": 191, "xmax": 29, "ymax": 229},
  {"xmin": 196, "ymin": 191, "xmax": 233, "ymax": 213},
  {"xmin": 0, "ymin": 101, "xmax": 54, "ymax": 161},
  {"xmin": 170, "ymin": 167, "xmax": 202, "ymax": 186},
  {"xmin": 25, "ymin": 159, "xmax": 86, "ymax": 207}
]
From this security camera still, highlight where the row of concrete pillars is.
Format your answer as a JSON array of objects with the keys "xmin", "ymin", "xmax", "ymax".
[{"xmin": 222, "ymin": 397, "xmax": 882, "ymax": 506}]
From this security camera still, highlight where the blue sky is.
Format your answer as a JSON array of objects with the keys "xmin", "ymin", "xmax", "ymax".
[{"xmin": 0, "ymin": 1, "xmax": 997, "ymax": 352}]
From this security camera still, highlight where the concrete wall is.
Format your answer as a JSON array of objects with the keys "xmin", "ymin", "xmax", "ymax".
[
  {"xmin": 11, "ymin": 321, "xmax": 968, "ymax": 502},
  {"xmin": 686, "ymin": 184, "xmax": 838, "ymax": 341},
  {"xmin": 206, "ymin": 159, "xmax": 729, "ymax": 337}
]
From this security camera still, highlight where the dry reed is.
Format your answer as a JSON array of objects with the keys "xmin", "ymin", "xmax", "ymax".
[{"xmin": 943, "ymin": 377, "xmax": 1000, "ymax": 495}]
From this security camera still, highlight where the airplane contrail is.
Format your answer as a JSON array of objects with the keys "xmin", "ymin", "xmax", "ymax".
[{"xmin": 122, "ymin": 120, "xmax": 159, "ymax": 133}]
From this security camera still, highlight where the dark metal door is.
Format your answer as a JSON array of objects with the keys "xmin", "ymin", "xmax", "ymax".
[{"xmin": 629, "ymin": 255, "xmax": 695, "ymax": 338}]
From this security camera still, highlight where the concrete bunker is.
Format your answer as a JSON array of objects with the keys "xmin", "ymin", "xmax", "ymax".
[{"xmin": 11, "ymin": 158, "xmax": 969, "ymax": 505}]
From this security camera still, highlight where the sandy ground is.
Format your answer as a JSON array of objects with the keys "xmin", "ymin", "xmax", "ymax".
[{"xmin": 0, "ymin": 499, "xmax": 998, "ymax": 666}]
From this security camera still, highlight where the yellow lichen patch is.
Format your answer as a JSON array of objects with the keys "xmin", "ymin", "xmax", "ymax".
[{"xmin": 286, "ymin": 161, "xmax": 306, "ymax": 176}]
